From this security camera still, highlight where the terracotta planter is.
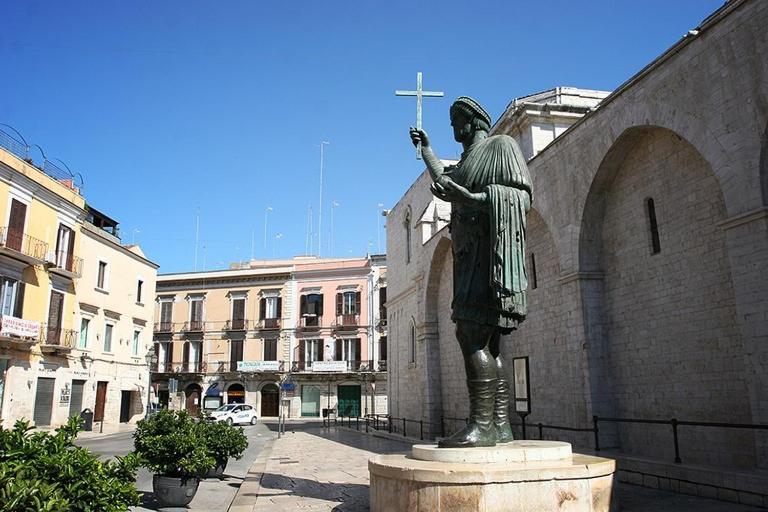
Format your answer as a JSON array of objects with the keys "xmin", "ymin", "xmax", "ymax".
[
  {"xmin": 205, "ymin": 458, "xmax": 228, "ymax": 479},
  {"xmin": 152, "ymin": 474, "xmax": 200, "ymax": 508}
]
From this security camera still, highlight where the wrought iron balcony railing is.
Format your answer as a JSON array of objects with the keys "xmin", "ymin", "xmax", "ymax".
[
  {"xmin": 153, "ymin": 321, "xmax": 176, "ymax": 333},
  {"xmin": 224, "ymin": 319, "xmax": 248, "ymax": 331},
  {"xmin": 297, "ymin": 316, "xmax": 322, "ymax": 330},
  {"xmin": 49, "ymin": 250, "xmax": 83, "ymax": 277},
  {"xmin": 150, "ymin": 360, "xmax": 207, "ymax": 373},
  {"xmin": 259, "ymin": 318, "xmax": 280, "ymax": 330},
  {"xmin": 41, "ymin": 326, "xmax": 77, "ymax": 349},
  {"xmin": 0, "ymin": 227, "xmax": 48, "ymax": 262},
  {"xmin": 335, "ymin": 314, "xmax": 360, "ymax": 329},
  {"xmin": 181, "ymin": 320, "xmax": 206, "ymax": 333}
]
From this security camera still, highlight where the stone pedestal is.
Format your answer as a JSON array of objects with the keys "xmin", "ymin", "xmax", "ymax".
[{"xmin": 369, "ymin": 441, "xmax": 616, "ymax": 512}]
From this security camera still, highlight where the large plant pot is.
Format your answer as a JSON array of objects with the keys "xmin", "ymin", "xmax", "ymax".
[
  {"xmin": 205, "ymin": 458, "xmax": 228, "ymax": 479},
  {"xmin": 152, "ymin": 474, "xmax": 200, "ymax": 508}
]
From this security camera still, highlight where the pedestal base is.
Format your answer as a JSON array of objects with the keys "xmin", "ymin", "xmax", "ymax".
[{"xmin": 369, "ymin": 441, "xmax": 616, "ymax": 512}]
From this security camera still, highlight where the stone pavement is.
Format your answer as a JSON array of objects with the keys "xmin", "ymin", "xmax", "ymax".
[{"xmin": 231, "ymin": 420, "xmax": 768, "ymax": 512}]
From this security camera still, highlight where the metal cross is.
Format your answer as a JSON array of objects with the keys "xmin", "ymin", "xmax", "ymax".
[{"xmin": 396, "ymin": 71, "xmax": 444, "ymax": 159}]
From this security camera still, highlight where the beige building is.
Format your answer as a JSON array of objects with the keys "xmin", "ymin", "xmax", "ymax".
[
  {"xmin": 151, "ymin": 255, "xmax": 387, "ymax": 419},
  {"xmin": 386, "ymin": 0, "xmax": 768, "ymax": 505},
  {"xmin": 0, "ymin": 135, "xmax": 158, "ymax": 432}
]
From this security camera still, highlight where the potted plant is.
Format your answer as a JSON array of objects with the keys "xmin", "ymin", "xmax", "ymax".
[
  {"xmin": 133, "ymin": 410, "xmax": 215, "ymax": 508},
  {"xmin": 197, "ymin": 420, "xmax": 248, "ymax": 479}
]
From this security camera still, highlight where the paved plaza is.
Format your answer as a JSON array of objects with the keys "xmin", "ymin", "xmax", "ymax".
[{"xmin": 230, "ymin": 420, "xmax": 768, "ymax": 512}]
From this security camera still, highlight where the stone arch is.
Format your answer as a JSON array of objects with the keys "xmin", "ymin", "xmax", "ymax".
[
  {"xmin": 578, "ymin": 124, "xmax": 750, "ymax": 466},
  {"xmin": 226, "ymin": 382, "xmax": 245, "ymax": 404},
  {"xmin": 424, "ymin": 236, "xmax": 452, "ymax": 324}
]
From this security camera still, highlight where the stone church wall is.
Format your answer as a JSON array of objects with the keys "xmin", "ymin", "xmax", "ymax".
[{"xmin": 387, "ymin": 0, "xmax": 768, "ymax": 471}]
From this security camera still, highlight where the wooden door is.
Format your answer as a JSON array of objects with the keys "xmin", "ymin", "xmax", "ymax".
[
  {"xmin": 94, "ymin": 381, "xmax": 108, "ymax": 422},
  {"xmin": 261, "ymin": 384, "xmax": 279, "ymax": 417},
  {"xmin": 47, "ymin": 291, "xmax": 64, "ymax": 344},
  {"xmin": 185, "ymin": 385, "xmax": 201, "ymax": 416},
  {"xmin": 7, "ymin": 199, "xmax": 26, "ymax": 251}
]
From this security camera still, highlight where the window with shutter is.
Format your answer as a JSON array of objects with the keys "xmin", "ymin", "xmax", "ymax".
[
  {"xmin": 7, "ymin": 199, "xmax": 26, "ymax": 252},
  {"xmin": 264, "ymin": 339, "xmax": 277, "ymax": 361},
  {"xmin": 335, "ymin": 293, "xmax": 342, "ymax": 316},
  {"xmin": 231, "ymin": 298, "xmax": 246, "ymax": 329},
  {"xmin": 160, "ymin": 301, "xmax": 173, "ymax": 330}
]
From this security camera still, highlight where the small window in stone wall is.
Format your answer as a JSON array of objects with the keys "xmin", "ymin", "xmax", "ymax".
[
  {"xmin": 404, "ymin": 210, "xmax": 412, "ymax": 264},
  {"xmin": 409, "ymin": 319, "xmax": 416, "ymax": 364},
  {"xmin": 529, "ymin": 253, "xmax": 538, "ymax": 290},
  {"xmin": 646, "ymin": 198, "xmax": 661, "ymax": 254}
]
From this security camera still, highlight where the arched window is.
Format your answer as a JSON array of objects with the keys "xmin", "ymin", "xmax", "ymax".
[
  {"xmin": 646, "ymin": 198, "xmax": 661, "ymax": 254},
  {"xmin": 404, "ymin": 210, "xmax": 412, "ymax": 264},
  {"xmin": 409, "ymin": 318, "xmax": 416, "ymax": 363}
]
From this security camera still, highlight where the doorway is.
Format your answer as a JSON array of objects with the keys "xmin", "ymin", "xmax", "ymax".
[
  {"xmin": 119, "ymin": 391, "xmax": 132, "ymax": 423},
  {"xmin": 337, "ymin": 385, "xmax": 361, "ymax": 417},
  {"xmin": 69, "ymin": 380, "xmax": 86, "ymax": 419},
  {"xmin": 94, "ymin": 381, "xmax": 108, "ymax": 422},
  {"xmin": 185, "ymin": 384, "xmax": 202, "ymax": 416},
  {"xmin": 301, "ymin": 385, "xmax": 320, "ymax": 417},
  {"xmin": 261, "ymin": 384, "xmax": 279, "ymax": 417},
  {"xmin": 33, "ymin": 377, "xmax": 55, "ymax": 426},
  {"xmin": 227, "ymin": 383, "xmax": 245, "ymax": 404}
]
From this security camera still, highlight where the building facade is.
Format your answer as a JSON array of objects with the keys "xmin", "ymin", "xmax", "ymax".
[
  {"xmin": 0, "ymin": 140, "xmax": 158, "ymax": 432},
  {"xmin": 151, "ymin": 256, "xmax": 387, "ymax": 419},
  {"xmin": 386, "ymin": 0, "xmax": 768, "ymax": 500}
]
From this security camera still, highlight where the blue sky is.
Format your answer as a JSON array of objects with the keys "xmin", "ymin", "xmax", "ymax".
[{"xmin": 1, "ymin": 0, "xmax": 723, "ymax": 273}]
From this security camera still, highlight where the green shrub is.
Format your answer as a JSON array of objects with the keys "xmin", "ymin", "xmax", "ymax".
[
  {"xmin": 0, "ymin": 416, "xmax": 140, "ymax": 512},
  {"xmin": 133, "ymin": 410, "xmax": 214, "ymax": 478},
  {"xmin": 197, "ymin": 421, "xmax": 248, "ymax": 463}
]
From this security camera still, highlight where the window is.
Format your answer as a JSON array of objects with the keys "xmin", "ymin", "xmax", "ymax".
[
  {"xmin": 78, "ymin": 318, "xmax": 90, "ymax": 349},
  {"xmin": 646, "ymin": 198, "xmax": 661, "ymax": 254},
  {"xmin": 300, "ymin": 339, "xmax": 323, "ymax": 367},
  {"xmin": 530, "ymin": 253, "xmax": 538, "ymax": 290},
  {"xmin": 336, "ymin": 291, "xmax": 361, "ymax": 316},
  {"xmin": 0, "ymin": 277, "xmax": 23, "ymax": 318},
  {"xmin": 103, "ymin": 323, "xmax": 113, "ymax": 353},
  {"xmin": 334, "ymin": 338, "xmax": 361, "ymax": 369},
  {"xmin": 300, "ymin": 294, "xmax": 323, "ymax": 327},
  {"xmin": 55, "ymin": 225, "xmax": 75, "ymax": 271},
  {"xmin": 97, "ymin": 261, "xmax": 108, "ymax": 289},
  {"xmin": 264, "ymin": 338, "xmax": 277, "ymax": 361},
  {"xmin": 230, "ymin": 339, "xmax": 244, "ymax": 370},
  {"xmin": 404, "ymin": 210, "xmax": 411, "ymax": 263},
  {"xmin": 159, "ymin": 300, "xmax": 173, "ymax": 330},
  {"xmin": 132, "ymin": 330, "xmax": 140, "ymax": 356},
  {"xmin": 379, "ymin": 336, "xmax": 387, "ymax": 361},
  {"xmin": 136, "ymin": 280, "xmax": 143, "ymax": 304},
  {"xmin": 260, "ymin": 295, "xmax": 281, "ymax": 328},
  {"xmin": 6, "ymin": 199, "xmax": 27, "ymax": 252},
  {"xmin": 189, "ymin": 298, "xmax": 204, "ymax": 330},
  {"xmin": 231, "ymin": 297, "xmax": 246, "ymax": 329},
  {"xmin": 263, "ymin": 297, "xmax": 279, "ymax": 318},
  {"xmin": 409, "ymin": 319, "xmax": 416, "ymax": 364}
]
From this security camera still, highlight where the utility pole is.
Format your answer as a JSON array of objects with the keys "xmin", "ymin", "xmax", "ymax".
[{"xmin": 318, "ymin": 141, "xmax": 329, "ymax": 257}]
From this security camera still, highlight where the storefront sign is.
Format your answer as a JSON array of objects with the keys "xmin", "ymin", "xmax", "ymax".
[
  {"xmin": 237, "ymin": 361, "xmax": 280, "ymax": 372},
  {"xmin": 0, "ymin": 315, "xmax": 40, "ymax": 339},
  {"xmin": 59, "ymin": 383, "xmax": 70, "ymax": 406},
  {"xmin": 312, "ymin": 361, "xmax": 347, "ymax": 372}
]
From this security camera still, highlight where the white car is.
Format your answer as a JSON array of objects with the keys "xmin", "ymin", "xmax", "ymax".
[{"xmin": 207, "ymin": 404, "xmax": 258, "ymax": 425}]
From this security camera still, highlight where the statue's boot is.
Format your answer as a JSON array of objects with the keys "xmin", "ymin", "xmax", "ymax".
[
  {"xmin": 438, "ymin": 379, "xmax": 497, "ymax": 448},
  {"xmin": 493, "ymin": 378, "xmax": 514, "ymax": 443}
]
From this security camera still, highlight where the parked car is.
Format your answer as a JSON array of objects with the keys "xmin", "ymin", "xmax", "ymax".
[{"xmin": 206, "ymin": 404, "xmax": 258, "ymax": 425}]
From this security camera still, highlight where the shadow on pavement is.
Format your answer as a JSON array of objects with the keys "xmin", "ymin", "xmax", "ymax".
[{"xmin": 259, "ymin": 472, "xmax": 369, "ymax": 512}]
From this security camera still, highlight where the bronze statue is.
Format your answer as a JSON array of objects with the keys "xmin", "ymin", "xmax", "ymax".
[{"xmin": 409, "ymin": 97, "xmax": 532, "ymax": 448}]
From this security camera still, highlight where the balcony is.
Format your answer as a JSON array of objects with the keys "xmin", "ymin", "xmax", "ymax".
[
  {"xmin": 335, "ymin": 314, "xmax": 359, "ymax": 331},
  {"xmin": 150, "ymin": 360, "xmax": 207, "ymax": 374},
  {"xmin": 377, "ymin": 360, "xmax": 387, "ymax": 372},
  {"xmin": 153, "ymin": 321, "xmax": 177, "ymax": 333},
  {"xmin": 181, "ymin": 320, "xmax": 206, "ymax": 334},
  {"xmin": 224, "ymin": 319, "xmax": 248, "ymax": 332},
  {"xmin": 47, "ymin": 250, "xmax": 83, "ymax": 279},
  {"xmin": 291, "ymin": 359, "xmax": 373, "ymax": 373},
  {"xmin": 0, "ymin": 227, "xmax": 48, "ymax": 266},
  {"xmin": 259, "ymin": 318, "xmax": 280, "ymax": 330},
  {"xmin": 297, "ymin": 316, "xmax": 322, "ymax": 332},
  {"xmin": 40, "ymin": 326, "xmax": 76, "ymax": 353},
  {"xmin": 0, "ymin": 315, "xmax": 41, "ymax": 346}
]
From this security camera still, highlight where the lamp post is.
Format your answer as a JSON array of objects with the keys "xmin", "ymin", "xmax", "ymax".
[{"xmin": 145, "ymin": 347, "xmax": 158, "ymax": 417}]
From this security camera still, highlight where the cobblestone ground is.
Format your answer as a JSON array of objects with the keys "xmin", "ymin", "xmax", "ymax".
[{"xmin": 243, "ymin": 421, "xmax": 767, "ymax": 512}]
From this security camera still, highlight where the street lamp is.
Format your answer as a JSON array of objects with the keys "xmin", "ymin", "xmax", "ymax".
[{"xmin": 145, "ymin": 347, "xmax": 158, "ymax": 417}]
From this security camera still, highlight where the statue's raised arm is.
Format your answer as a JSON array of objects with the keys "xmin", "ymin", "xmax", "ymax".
[{"xmin": 409, "ymin": 127, "xmax": 447, "ymax": 186}]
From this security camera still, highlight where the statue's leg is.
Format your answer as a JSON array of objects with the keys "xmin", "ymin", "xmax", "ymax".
[
  {"xmin": 489, "ymin": 333, "xmax": 514, "ymax": 442},
  {"xmin": 437, "ymin": 320, "xmax": 498, "ymax": 448}
]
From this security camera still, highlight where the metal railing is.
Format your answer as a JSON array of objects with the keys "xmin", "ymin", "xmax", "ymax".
[
  {"xmin": 41, "ymin": 327, "xmax": 77, "ymax": 348},
  {"xmin": 298, "ymin": 316, "xmax": 322, "ymax": 329},
  {"xmin": 339, "ymin": 412, "xmax": 768, "ymax": 466},
  {"xmin": 181, "ymin": 320, "xmax": 206, "ymax": 333},
  {"xmin": 0, "ymin": 126, "xmax": 29, "ymax": 160},
  {"xmin": 0, "ymin": 227, "xmax": 48, "ymax": 261},
  {"xmin": 153, "ymin": 321, "xmax": 176, "ymax": 333},
  {"xmin": 49, "ymin": 250, "xmax": 83, "ymax": 277},
  {"xmin": 150, "ymin": 360, "xmax": 207, "ymax": 373},
  {"xmin": 335, "ymin": 314, "xmax": 359, "ymax": 328},
  {"xmin": 223, "ymin": 319, "xmax": 248, "ymax": 331},
  {"xmin": 377, "ymin": 360, "xmax": 387, "ymax": 372},
  {"xmin": 261, "ymin": 318, "xmax": 280, "ymax": 329}
]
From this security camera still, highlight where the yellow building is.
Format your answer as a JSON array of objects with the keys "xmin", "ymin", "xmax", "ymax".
[{"xmin": 0, "ymin": 134, "xmax": 157, "ymax": 431}]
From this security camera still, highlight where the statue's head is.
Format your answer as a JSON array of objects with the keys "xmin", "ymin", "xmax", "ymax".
[{"xmin": 450, "ymin": 96, "xmax": 492, "ymax": 143}]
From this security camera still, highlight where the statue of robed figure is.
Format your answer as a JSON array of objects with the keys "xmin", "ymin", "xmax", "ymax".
[{"xmin": 409, "ymin": 96, "xmax": 533, "ymax": 448}]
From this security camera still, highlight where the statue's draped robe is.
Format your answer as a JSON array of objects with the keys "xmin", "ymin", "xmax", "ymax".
[{"xmin": 446, "ymin": 134, "xmax": 533, "ymax": 333}]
